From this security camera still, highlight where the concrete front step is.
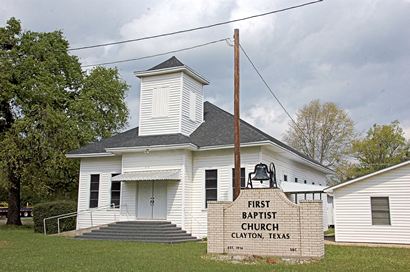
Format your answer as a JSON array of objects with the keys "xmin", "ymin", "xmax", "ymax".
[
  {"xmin": 75, "ymin": 221, "xmax": 198, "ymax": 243},
  {"xmin": 82, "ymin": 231, "xmax": 191, "ymax": 237},
  {"xmin": 104, "ymin": 225, "xmax": 180, "ymax": 230},
  {"xmin": 115, "ymin": 221, "xmax": 170, "ymax": 225},
  {"xmin": 82, "ymin": 234, "xmax": 192, "ymax": 241},
  {"xmin": 92, "ymin": 229, "xmax": 187, "ymax": 235},
  {"xmin": 76, "ymin": 236, "xmax": 200, "ymax": 243}
]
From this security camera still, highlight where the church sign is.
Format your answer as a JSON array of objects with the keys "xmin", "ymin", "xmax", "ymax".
[{"xmin": 207, "ymin": 189, "xmax": 324, "ymax": 258}]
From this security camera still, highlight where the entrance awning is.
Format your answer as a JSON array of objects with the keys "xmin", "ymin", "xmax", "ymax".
[{"xmin": 112, "ymin": 169, "xmax": 181, "ymax": 182}]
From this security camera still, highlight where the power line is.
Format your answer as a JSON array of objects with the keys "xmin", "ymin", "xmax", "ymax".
[
  {"xmin": 239, "ymin": 44, "xmax": 301, "ymax": 132},
  {"xmin": 81, "ymin": 38, "xmax": 228, "ymax": 68},
  {"xmin": 69, "ymin": 0, "xmax": 324, "ymax": 51},
  {"xmin": 239, "ymin": 43, "xmax": 320, "ymax": 156}
]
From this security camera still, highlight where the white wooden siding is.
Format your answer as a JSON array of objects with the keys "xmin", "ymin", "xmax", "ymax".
[
  {"xmin": 120, "ymin": 182, "xmax": 137, "ymax": 221},
  {"xmin": 181, "ymin": 73, "xmax": 203, "ymax": 136},
  {"xmin": 333, "ymin": 163, "xmax": 410, "ymax": 244},
  {"xmin": 261, "ymin": 147, "xmax": 329, "ymax": 230},
  {"xmin": 77, "ymin": 157, "xmax": 122, "ymax": 229},
  {"xmin": 190, "ymin": 147, "xmax": 261, "ymax": 238},
  {"xmin": 183, "ymin": 151, "xmax": 193, "ymax": 233},
  {"xmin": 261, "ymin": 147, "xmax": 327, "ymax": 187},
  {"xmin": 139, "ymin": 73, "xmax": 182, "ymax": 136},
  {"xmin": 189, "ymin": 92, "xmax": 197, "ymax": 121},
  {"xmin": 138, "ymin": 72, "xmax": 204, "ymax": 136}
]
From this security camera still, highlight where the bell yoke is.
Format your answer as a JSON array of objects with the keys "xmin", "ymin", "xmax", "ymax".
[{"xmin": 246, "ymin": 162, "xmax": 278, "ymax": 189}]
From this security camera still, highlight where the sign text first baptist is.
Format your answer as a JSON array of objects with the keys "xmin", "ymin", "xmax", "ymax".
[{"xmin": 232, "ymin": 200, "xmax": 290, "ymax": 239}]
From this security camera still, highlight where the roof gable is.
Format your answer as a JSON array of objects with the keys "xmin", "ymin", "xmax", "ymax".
[
  {"xmin": 325, "ymin": 160, "xmax": 410, "ymax": 192},
  {"xmin": 148, "ymin": 56, "xmax": 184, "ymax": 71}
]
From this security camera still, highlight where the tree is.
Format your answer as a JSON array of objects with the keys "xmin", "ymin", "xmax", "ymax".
[
  {"xmin": 0, "ymin": 18, "xmax": 129, "ymax": 225},
  {"xmin": 348, "ymin": 121, "xmax": 409, "ymax": 177},
  {"xmin": 284, "ymin": 100, "xmax": 355, "ymax": 168}
]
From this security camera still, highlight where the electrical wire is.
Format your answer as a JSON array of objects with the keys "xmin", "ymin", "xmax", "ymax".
[
  {"xmin": 81, "ymin": 38, "xmax": 229, "ymax": 68},
  {"xmin": 239, "ymin": 43, "xmax": 321, "ymax": 158},
  {"xmin": 69, "ymin": 0, "xmax": 324, "ymax": 51},
  {"xmin": 239, "ymin": 44, "xmax": 302, "ymax": 133}
]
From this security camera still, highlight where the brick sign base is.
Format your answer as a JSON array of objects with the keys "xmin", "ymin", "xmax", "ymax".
[{"xmin": 207, "ymin": 189, "xmax": 324, "ymax": 258}]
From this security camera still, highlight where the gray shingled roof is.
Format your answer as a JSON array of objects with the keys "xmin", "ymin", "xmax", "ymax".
[
  {"xmin": 148, "ymin": 56, "xmax": 184, "ymax": 71},
  {"xmin": 68, "ymin": 102, "xmax": 329, "ymax": 171}
]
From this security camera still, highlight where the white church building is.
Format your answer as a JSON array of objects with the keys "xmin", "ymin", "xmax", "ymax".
[{"xmin": 67, "ymin": 57, "xmax": 333, "ymax": 239}]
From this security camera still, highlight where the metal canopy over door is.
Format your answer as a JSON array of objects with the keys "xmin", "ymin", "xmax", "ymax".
[{"xmin": 137, "ymin": 181, "xmax": 167, "ymax": 220}]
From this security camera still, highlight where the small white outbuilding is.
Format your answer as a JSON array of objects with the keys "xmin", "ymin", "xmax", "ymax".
[{"xmin": 325, "ymin": 160, "xmax": 410, "ymax": 244}]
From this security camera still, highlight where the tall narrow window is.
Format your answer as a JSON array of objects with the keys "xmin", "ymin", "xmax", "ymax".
[
  {"xmin": 371, "ymin": 197, "xmax": 391, "ymax": 225},
  {"xmin": 205, "ymin": 170, "xmax": 217, "ymax": 208},
  {"xmin": 111, "ymin": 173, "xmax": 121, "ymax": 208},
  {"xmin": 152, "ymin": 88, "xmax": 169, "ymax": 117},
  {"xmin": 232, "ymin": 168, "xmax": 246, "ymax": 197},
  {"xmin": 284, "ymin": 175, "xmax": 288, "ymax": 181},
  {"xmin": 295, "ymin": 178, "xmax": 298, "ymax": 183},
  {"xmin": 89, "ymin": 174, "xmax": 100, "ymax": 208}
]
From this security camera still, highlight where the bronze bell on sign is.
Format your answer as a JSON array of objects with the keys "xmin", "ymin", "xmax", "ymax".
[
  {"xmin": 252, "ymin": 163, "xmax": 270, "ymax": 182},
  {"xmin": 247, "ymin": 162, "xmax": 278, "ymax": 189}
]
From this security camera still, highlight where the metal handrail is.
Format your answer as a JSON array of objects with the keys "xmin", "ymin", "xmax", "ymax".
[{"xmin": 43, "ymin": 203, "xmax": 124, "ymax": 235}]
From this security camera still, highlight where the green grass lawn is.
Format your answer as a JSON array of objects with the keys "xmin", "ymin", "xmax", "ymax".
[
  {"xmin": 1, "ymin": 225, "xmax": 410, "ymax": 272},
  {"xmin": 324, "ymin": 227, "xmax": 335, "ymax": 237}
]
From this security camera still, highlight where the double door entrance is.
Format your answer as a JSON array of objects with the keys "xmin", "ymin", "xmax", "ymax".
[{"xmin": 137, "ymin": 181, "xmax": 167, "ymax": 220}]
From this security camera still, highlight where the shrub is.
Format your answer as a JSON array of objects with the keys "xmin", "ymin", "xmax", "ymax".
[{"xmin": 33, "ymin": 200, "xmax": 77, "ymax": 234}]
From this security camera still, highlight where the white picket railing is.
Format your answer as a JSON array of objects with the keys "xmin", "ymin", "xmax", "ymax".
[{"xmin": 43, "ymin": 204, "xmax": 129, "ymax": 235}]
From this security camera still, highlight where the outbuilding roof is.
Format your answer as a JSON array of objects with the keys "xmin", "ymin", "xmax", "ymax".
[
  {"xmin": 325, "ymin": 160, "xmax": 410, "ymax": 192},
  {"xmin": 67, "ymin": 101, "xmax": 331, "ymax": 172}
]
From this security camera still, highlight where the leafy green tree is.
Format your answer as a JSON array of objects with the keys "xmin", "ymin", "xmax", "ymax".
[
  {"xmin": 284, "ymin": 100, "xmax": 355, "ymax": 168},
  {"xmin": 347, "ymin": 121, "xmax": 409, "ymax": 178},
  {"xmin": 0, "ymin": 18, "xmax": 129, "ymax": 225}
]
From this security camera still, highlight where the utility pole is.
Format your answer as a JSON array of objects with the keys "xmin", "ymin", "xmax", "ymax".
[{"xmin": 233, "ymin": 29, "xmax": 241, "ymax": 201}]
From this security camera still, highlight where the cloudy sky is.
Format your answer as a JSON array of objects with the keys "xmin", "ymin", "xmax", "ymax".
[{"xmin": 2, "ymin": 0, "xmax": 410, "ymax": 140}]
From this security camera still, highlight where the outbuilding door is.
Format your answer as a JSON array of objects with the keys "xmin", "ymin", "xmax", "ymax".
[{"xmin": 137, "ymin": 181, "xmax": 167, "ymax": 219}]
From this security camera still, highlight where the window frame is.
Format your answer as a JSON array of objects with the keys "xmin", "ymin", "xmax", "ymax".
[
  {"xmin": 371, "ymin": 197, "xmax": 391, "ymax": 226},
  {"xmin": 89, "ymin": 174, "xmax": 100, "ymax": 209},
  {"xmin": 110, "ymin": 173, "xmax": 121, "ymax": 209},
  {"xmin": 232, "ymin": 167, "xmax": 246, "ymax": 197},
  {"xmin": 205, "ymin": 169, "xmax": 218, "ymax": 208}
]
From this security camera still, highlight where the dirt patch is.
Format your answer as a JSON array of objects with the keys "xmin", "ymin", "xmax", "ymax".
[
  {"xmin": 203, "ymin": 254, "xmax": 320, "ymax": 265},
  {"xmin": 0, "ymin": 240, "xmax": 10, "ymax": 248},
  {"xmin": 203, "ymin": 254, "xmax": 263, "ymax": 265}
]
